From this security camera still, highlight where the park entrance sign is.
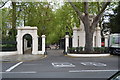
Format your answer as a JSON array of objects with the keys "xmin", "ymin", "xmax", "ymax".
[{"xmin": 16, "ymin": 26, "xmax": 45, "ymax": 55}]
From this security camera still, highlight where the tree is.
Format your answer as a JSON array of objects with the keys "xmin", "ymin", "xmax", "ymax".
[
  {"xmin": 69, "ymin": 1, "xmax": 110, "ymax": 52},
  {"xmin": 17, "ymin": 2, "xmax": 57, "ymax": 44},
  {"xmin": 1, "ymin": 7, "xmax": 12, "ymax": 39},
  {"xmin": 109, "ymin": 2, "xmax": 120, "ymax": 33},
  {"xmin": 11, "ymin": 2, "xmax": 17, "ymax": 39}
]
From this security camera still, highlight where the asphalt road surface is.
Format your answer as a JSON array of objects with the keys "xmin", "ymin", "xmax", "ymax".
[{"xmin": 1, "ymin": 50, "xmax": 120, "ymax": 80}]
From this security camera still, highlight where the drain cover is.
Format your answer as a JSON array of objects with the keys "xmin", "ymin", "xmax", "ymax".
[
  {"xmin": 52, "ymin": 62, "xmax": 75, "ymax": 67},
  {"xmin": 81, "ymin": 62, "xmax": 106, "ymax": 67}
]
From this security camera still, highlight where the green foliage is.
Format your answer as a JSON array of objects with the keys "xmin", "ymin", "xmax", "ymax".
[
  {"xmin": 68, "ymin": 47, "xmax": 106, "ymax": 53},
  {"xmin": 19, "ymin": 2, "xmax": 59, "ymax": 44},
  {"xmin": 1, "ymin": 2, "xmax": 114, "ymax": 45},
  {"xmin": 68, "ymin": 47, "xmax": 76, "ymax": 53},
  {"xmin": 109, "ymin": 2, "xmax": 120, "ymax": 33},
  {"xmin": 1, "ymin": 8, "xmax": 10, "ymax": 38},
  {"xmin": 0, "ymin": 44, "xmax": 16, "ymax": 47},
  {"xmin": 68, "ymin": 47, "xmax": 83, "ymax": 53},
  {"xmin": 94, "ymin": 47, "xmax": 106, "ymax": 53},
  {"xmin": 2, "ymin": 35, "xmax": 15, "ymax": 41},
  {"xmin": 76, "ymin": 47, "xmax": 83, "ymax": 51}
]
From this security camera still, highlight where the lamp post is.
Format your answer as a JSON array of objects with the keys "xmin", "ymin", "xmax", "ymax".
[
  {"xmin": 66, "ymin": 26, "xmax": 69, "ymax": 35},
  {"xmin": 42, "ymin": 26, "xmax": 46, "ymax": 35}
]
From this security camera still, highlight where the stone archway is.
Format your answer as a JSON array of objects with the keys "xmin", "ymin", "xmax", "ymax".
[
  {"xmin": 22, "ymin": 34, "xmax": 32, "ymax": 54},
  {"xmin": 16, "ymin": 26, "xmax": 38, "ymax": 54}
]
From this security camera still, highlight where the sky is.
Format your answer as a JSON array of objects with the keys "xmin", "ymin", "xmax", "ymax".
[{"xmin": 2, "ymin": 1, "xmax": 12, "ymax": 8}]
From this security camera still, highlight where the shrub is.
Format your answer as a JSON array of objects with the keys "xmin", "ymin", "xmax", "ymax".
[
  {"xmin": 0, "ymin": 40, "xmax": 17, "ymax": 51},
  {"xmin": 68, "ymin": 47, "xmax": 83, "ymax": 53},
  {"xmin": 0, "ymin": 44, "xmax": 16, "ymax": 47},
  {"xmin": 68, "ymin": 47, "xmax": 107, "ymax": 53},
  {"xmin": 94, "ymin": 47, "xmax": 106, "ymax": 53},
  {"xmin": 68, "ymin": 47, "xmax": 76, "ymax": 53},
  {"xmin": 104, "ymin": 47, "xmax": 109, "ymax": 53}
]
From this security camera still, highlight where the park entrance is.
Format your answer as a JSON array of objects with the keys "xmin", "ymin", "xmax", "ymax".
[
  {"xmin": 16, "ymin": 26, "xmax": 39, "ymax": 55},
  {"xmin": 22, "ymin": 34, "xmax": 32, "ymax": 54}
]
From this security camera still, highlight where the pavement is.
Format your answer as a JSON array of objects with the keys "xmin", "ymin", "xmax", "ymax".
[
  {"xmin": 1, "ymin": 49, "xmax": 120, "ymax": 79},
  {"xmin": 1, "ymin": 49, "xmax": 45, "ymax": 62},
  {"xmin": 1, "ymin": 54, "xmax": 45, "ymax": 62}
]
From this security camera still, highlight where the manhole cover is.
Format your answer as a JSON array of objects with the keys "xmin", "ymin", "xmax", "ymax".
[
  {"xmin": 81, "ymin": 62, "xmax": 106, "ymax": 67},
  {"xmin": 52, "ymin": 62, "xmax": 75, "ymax": 67}
]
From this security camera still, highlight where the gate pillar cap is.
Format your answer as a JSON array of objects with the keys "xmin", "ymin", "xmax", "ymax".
[
  {"xmin": 65, "ymin": 35, "xmax": 69, "ymax": 38},
  {"xmin": 41, "ymin": 35, "xmax": 46, "ymax": 38},
  {"xmin": 17, "ymin": 26, "xmax": 37, "ymax": 30}
]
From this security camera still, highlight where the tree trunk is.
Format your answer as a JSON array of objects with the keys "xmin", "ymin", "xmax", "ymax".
[
  {"xmin": 69, "ymin": 2, "xmax": 110, "ymax": 52},
  {"xmin": 12, "ymin": 2, "xmax": 17, "ymax": 39},
  {"xmin": 83, "ymin": 16, "xmax": 94, "ymax": 52},
  {"xmin": 85, "ymin": 28, "xmax": 94, "ymax": 52}
]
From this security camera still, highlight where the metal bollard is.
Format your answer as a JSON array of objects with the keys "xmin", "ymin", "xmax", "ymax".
[{"xmin": 44, "ymin": 51, "xmax": 47, "ymax": 55}]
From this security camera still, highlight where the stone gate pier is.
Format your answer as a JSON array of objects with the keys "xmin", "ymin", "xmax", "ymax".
[{"xmin": 16, "ymin": 26, "xmax": 45, "ymax": 55}]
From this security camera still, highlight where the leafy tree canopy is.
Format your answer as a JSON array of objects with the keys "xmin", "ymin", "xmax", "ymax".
[{"xmin": 109, "ymin": 2, "xmax": 120, "ymax": 33}]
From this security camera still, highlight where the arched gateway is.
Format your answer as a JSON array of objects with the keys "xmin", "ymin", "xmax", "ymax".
[{"xmin": 16, "ymin": 26, "xmax": 45, "ymax": 55}]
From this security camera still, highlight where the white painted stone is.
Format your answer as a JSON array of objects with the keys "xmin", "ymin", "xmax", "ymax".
[
  {"xmin": 42, "ymin": 35, "xmax": 46, "ymax": 54},
  {"xmin": 72, "ymin": 26, "xmax": 78, "ymax": 47},
  {"xmin": 65, "ymin": 35, "xmax": 69, "ymax": 52},
  {"xmin": 93, "ymin": 35, "xmax": 95, "ymax": 47},
  {"xmin": 67, "ymin": 53, "xmax": 110, "ymax": 57},
  {"xmin": 16, "ymin": 26, "xmax": 39, "ymax": 55},
  {"xmin": 104, "ymin": 35, "xmax": 109, "ymax": 47},
  {"xmin": 96, "ymin": 27, "xmax": 101, "ymax": 47},
  {"xmin": 38, "ymin": 51, "xmax": 43, "ymax": 54},
  {"xmin": 77, "ymin": 31, "xmax": 85, "ymax": 47},
  {"xmin": 24, "ymin": 39, "xmax": 27, "ymax": 51},
  {"xmin": 72, "ymin": 16, "xmax": 101, "ymax": 48}
]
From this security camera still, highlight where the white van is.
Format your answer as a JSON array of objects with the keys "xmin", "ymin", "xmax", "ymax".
[{"xmin": 108, "ymin": 33, "xmax": 120, "ymax": 54}]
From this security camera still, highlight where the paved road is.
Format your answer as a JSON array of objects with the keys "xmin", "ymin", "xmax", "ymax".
[{"xmin": 1, "ymin": 50, "xmax": 120, "ymax": 80}]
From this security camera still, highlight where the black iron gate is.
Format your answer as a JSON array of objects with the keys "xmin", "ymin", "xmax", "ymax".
[
  {"xmin": 59, "ymin": 38, "xmax": 65, "ymax": 50},
  {"xmin": 0, "ymin": 40, "xmax": 17, "ymax": 51},
  {"xmin": 38, "ymin": 37, "xmax": 42, "ymax": 51},
  {"xmin": 69, "ymin": 37, "xmax": 72, "ymax": 48}
]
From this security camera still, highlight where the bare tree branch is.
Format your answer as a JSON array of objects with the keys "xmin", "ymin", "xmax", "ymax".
[
  {"xmin": 68, "ymin": 1, "xmax": 84, "ymax": 21},
  {"xmin": 0, "ymin": 0, "xmax": 9, "ymax": 8},
  {"xmin": 92, "ymin": 2, "xmax": 110, "ymax": 28},
  {"xmin": 97, "ymin": 2, "xmax": 110, "ymax": 18},
  {"xmin": 84, "ymin": 2, "xmax": 89, "ymax": 15},
  {"xmin": 97, "ymin": 2, "xmax": 100, "ymax": 12}
]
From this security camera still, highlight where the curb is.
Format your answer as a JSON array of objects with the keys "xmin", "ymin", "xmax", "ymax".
[
  {"xmin": 0, "ymin": 51, "xmax": 17, "ymax": 57},
  {"xmin": 66, "ymin": 53, "xmax": 110, "ymax": 57}
]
